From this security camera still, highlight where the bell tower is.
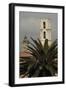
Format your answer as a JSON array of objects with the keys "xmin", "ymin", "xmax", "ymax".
[{"xmin": 40, "ymin": 19, "xmax": 52, "ymax": 46}]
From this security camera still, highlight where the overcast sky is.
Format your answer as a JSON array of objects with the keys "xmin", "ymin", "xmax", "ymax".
[{"xmin": 19, "ymin": 11, "xmax": 58, "ymax": 51}]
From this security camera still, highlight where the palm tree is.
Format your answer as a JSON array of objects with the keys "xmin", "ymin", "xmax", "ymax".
[{"xmin": 20, "ymin": 38, "xmax": 58, "ymax": 78}]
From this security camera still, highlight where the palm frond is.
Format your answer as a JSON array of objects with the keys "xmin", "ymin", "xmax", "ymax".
[{"xmin": 20, "ymin": 38, "xmax": 58, "ymax": 77}]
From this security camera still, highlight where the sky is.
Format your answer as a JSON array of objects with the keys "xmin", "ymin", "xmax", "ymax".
[{"xmin": 19, "ymin": 11, "xmax": 58, "ymax": 51}]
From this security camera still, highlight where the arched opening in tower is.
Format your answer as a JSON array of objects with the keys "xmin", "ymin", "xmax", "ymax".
[
  {"xmin": 43, "ymin": 22, "xmax": 46, "ymax": 29},
  {"xmin": 44, "ymin": 31, "xmax": 46, "ymax": 39}
]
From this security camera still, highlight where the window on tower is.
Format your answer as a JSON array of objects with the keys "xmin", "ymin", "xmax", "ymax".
[
  {"xmin": 43, "ymin": 22, "xmax": 46, "ymax": 29},
  {"xmin": 44, "ymin": 31, "xmax": 46, "ymax": 38}
]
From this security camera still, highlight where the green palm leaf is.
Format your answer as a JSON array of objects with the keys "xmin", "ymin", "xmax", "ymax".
[{"xmin": 20, "ymin": 38, "xmax": 58, "ymax": 78}]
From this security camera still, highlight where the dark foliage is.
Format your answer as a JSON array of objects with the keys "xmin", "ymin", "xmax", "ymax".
[{"xmin": 20, "ymin": 38, "xmax": 58, "ymax": 78}]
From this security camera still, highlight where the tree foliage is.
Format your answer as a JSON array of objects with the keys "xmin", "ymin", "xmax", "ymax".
[{"xmin": 20, "ymin": 38, "xmax": 58, "ymax": 78}]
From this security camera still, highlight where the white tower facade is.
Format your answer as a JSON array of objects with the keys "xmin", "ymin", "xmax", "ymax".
[{"xmin": 40, "ymin": 19, "xmax": 52, "ymax": 46}]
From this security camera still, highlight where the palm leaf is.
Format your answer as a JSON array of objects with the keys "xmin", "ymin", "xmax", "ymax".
[{"xmin": 20, "ymin": 38, "xmax": 58, "ymax": 77}]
